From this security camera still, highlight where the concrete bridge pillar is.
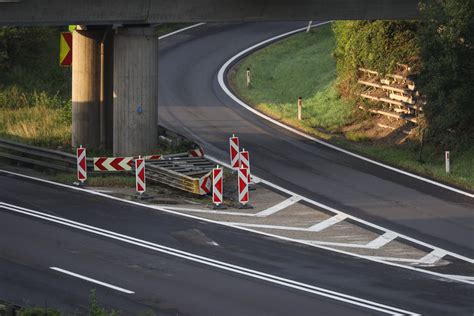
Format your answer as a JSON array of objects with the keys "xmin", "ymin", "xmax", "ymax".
[
  {"xmin": 71, "ymin": 28, "xmax": 101, "ymax": 148},
  {"xmin": 113, "ymin": 27, "xmax": 158, "ymax": 156}
]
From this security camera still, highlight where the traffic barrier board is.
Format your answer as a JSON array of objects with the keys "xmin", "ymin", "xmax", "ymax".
[
  {"xmin": 238, "ymin": 167, "xmax": 249, "ymax": 205},
  {"xmin": 76, "ymin": 146, "xmax": 87, "ymax": 183},
  {"xmin": 240, "ymin": 149, "xmax": 251, "ymax": 183},
  {"xmin": 93, "ymin": 155, "xmax": 161, "ymax": 171},
  {"xmin": 212, "ymin": 166, "xmax": 223, "ymax": 206},
  {"xmin": 135, "ymin": 157, "xmax": 146, "ymax": 194},
  {"xmin": 229, "ymin": 134, "xmax": 240, "ymax": 169},
  {"xmin": 60, "ymin": 32, "xmax": 72, "ymax": 66},
  {"xmin": 199, "ymin": 171, "xmax": 212, "ymax": 195}
]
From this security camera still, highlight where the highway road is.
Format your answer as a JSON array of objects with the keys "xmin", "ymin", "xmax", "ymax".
[
  {"xmin": 0, "ymin": 22, "xmax": 473, "ymax": 315},
  {"xmin": 158, "ymin": 22, "xmax": 474, "ymax": 259}
]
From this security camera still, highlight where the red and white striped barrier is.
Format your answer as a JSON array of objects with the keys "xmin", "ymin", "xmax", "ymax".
[
  {"xmin": 229, "ymin": 134, "xmax": 240, "ymax": 169},
  {"xmin": 240, "ymin": 149, "xmax": 251, "ymax": 183},
  {"xmin": 135, "ymin": 157, "xmax": 146, "ymax": 195},
  {"xmin": 238, "ymin": 167, "xmax": 249, "ymax": 205},
  {"xmin": 93, "ymin": 155, "xmax": 161, "ymax": 171},
  {"xmin": 199, "ymin": 171, "xmax": 212, "ymax": 195},
  {"xmin": 189, "ymin": 148, "xmax": 204, "ymax": 157},
  {"xmin": 212, "ymin": 166, "xmax": 223, "ymax": 206},
  {"xmin": 76, "ymin": 145, "xmax": 87, "ymax": 184}
]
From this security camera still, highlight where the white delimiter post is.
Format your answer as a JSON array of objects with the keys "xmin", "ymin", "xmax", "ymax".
[
  {"xmin": 297, "ymin": 97, "xmax": 303, "ymax": 121},
  {"xmin": 113, "ymin": 27, "xmax": 158, "ymax": 156},
  {"xmin": 445, "ymin": 151, "xmax": 450, "ymax": 174}
]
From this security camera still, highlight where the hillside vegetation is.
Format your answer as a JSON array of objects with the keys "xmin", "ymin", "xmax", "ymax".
[{"xmin": 230, "ymin": 0, "xmax": 474, "ymax": 190}]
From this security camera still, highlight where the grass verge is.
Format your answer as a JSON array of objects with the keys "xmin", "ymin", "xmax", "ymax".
[{"xmin": 230, "ymin": 24, "xmax": 474, "ymax": 191}]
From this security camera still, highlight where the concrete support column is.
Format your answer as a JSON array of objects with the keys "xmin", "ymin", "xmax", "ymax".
[
  {"xmin": 113, "ymin": 27, "xmax": 158, "ymax": 156},
  {"xmin": 72, "ymin": 28, "xmax": 101, "ymax": 149}
]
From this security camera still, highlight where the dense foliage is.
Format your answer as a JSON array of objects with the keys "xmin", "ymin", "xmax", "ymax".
[
  {"xmin": 418, "ymin": 0, "xmax": 474, "ymax": 146},
  {"xmin": 0, "ymin": 26, "xmax": 70, "ymax": 107},
  {"xmin": 332, "ymin": 20, "xmax": 419, "ymax": 91}
]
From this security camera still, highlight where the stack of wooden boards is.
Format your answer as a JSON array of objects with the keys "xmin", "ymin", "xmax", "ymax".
[{"xmin": 357, "ymin": 64, "xmax": 425, "ymax": 124}]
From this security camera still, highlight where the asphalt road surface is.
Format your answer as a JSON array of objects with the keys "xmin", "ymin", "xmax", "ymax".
[
  {"xmin": 158, "ymin": 22, "xmax": 474, "ymax": 259},
  {"xmin": 0, "ymin": 22, "xmax": 473, "ymax": 315}
]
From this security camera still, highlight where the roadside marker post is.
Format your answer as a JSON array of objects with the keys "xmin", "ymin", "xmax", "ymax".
[
  {"xmin": 76, "ymin": 145, "xmax": 87, "ymax": 185},
  {"xmin": 246, "ymin": 68, "xmax": 251, "ymax": 88},
  {"xmin": 240, "ymin": 149, "xmax": 251, "ymax": 184},
  {"xmin": 229, "ymin": 134, "xmax": 240, "ymax": 170},
  {"xmin": 212, "ymin": 166, "xmax": 224, "ymax": 207},
  {"xmin": 297, "ymin": 97, "xmax": 303, "ymax": 121},
  {"xmin": 238, "ymin": 167, "xmax": 251, "ymax": 208},
  {"xmin": 135, "ymin": 156, "xmax": 146, "ymax": 196},
  {"xmin": 445, "ymin": 151, "xmax": 450, "ymax": 174}
]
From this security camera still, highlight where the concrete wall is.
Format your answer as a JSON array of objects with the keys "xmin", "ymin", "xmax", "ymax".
[
  {"xmin": 0, "ymin": 0, "xmax": 419, "ymax": 25},
  {"xmin": 113, "ymin": 27, "xmax": 158, "ymax": 156}
]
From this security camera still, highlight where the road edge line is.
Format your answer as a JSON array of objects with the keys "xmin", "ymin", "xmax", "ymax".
[{"xmin": 216, "ymin": 21, "xmax": 474, "ymax": 199}]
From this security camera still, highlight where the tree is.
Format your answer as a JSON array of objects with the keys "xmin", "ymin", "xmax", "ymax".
[{"xmin": 418, "ymin": 0, "xmax": 474, "ymax": 146}]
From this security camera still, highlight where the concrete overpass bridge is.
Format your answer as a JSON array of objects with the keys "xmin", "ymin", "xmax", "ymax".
[{"xmin": 0, "ymin": 0, "xmax": 420, "ymax": 155}]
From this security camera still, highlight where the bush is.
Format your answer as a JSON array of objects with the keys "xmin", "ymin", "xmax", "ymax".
[{"xmin": 332, "ymin": 20, "xmax": 419, "ymax": 95}]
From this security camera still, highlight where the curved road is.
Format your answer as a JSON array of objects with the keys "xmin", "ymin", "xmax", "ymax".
[{"xmin": 158, "ymin": 22, "xmax": 474, "ymax": 258}]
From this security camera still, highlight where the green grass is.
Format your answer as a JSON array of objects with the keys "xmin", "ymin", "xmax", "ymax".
[
  {"xmin": 232, "ymin": 25, "xmax": 354, "ymax": 131},
  {"xmin": 230, "ymin": 24, "xmax": 474, "ymax": 191},
  {"xmin": 0, "ymin": 103, "xmax": 71, "ymax": 148}
]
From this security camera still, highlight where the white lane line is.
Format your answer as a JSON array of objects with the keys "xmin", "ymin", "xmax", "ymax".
[
  {"xmin": 160, "ymin": 206, "xmax": 254, "ymax": 217},
  {"xmin": 158, "ymin": 23, "xmax": 206, "ymax": 40},
  {"xmin": 2, "ymin": 169, "xmax": 474, "ymax": 287},
  {"xmin": 365, "ymin": 232, "xmax": 398, "ymax": 249},
  {"xmin": 255, "ymin": 196, "xmax": 302, "ymax": 217},
  {"xmin": 50, "ymin": 267, "xmax": 134, "ymax": 294},
  {"xmin": 308, "ymin": 213, "xmax": 348, "ymax": 232},
  {"xmin": 444, "ymin": 275, "xmax": 474, "ymax": 282},
  {"xmin": 216, "ymin": 21, "xmax": 474, "ymax": 199},
  {"xmin": 418, "ymin": 249, "xmax": 448, "ymax": 265},
  {"xmin": 0, "ymin": 203, "xmax": 417, "ymax": 315}
]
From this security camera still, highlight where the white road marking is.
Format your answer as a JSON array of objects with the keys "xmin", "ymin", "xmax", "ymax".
[
  {"xmin": 1, "ymin": 169, "xmax": 474, "ymax": 286},
  {"xmin": 50, "ymin": 267, "xmax": 134, "ymax": 294},
  {"xmin": 1, "ymin": 203, "xmax": 417, "ymax": 315},
  {"xmin": 160, "ymin": 206, "xmax": 255, "ymax": 217},
  {"xmin": 216, "ymin": 21, "xmax": 474, "ymax": 199},
  {"xmin": 418, "ymin": 249, "xmax": 448, "ymax": 265},
  {"xmin": 365, "ymin": 232, "xmax": 398, "ymax": 249},
  {"xmin": 308, "ymin": 213, "xmax": 348, "ymax": 232},
  {"xmin": 299, "ymin": 240, "xmax": 376, "ymax": 248},
  {"xmin": 229, "ymin": 222, "xmax": 314, "ymax": 231},
  {"xmin": 158, "ymin": 23, "xmax": 206, "ymax": 40},
  {"xmin": 361, "ymin": 256, "xmax": 422, "ymax": 263},
  {"xmin": 255, "ymin": 196, "xmax": 302, "ymax": 217}
]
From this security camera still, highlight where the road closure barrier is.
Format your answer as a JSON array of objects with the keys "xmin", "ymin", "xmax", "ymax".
[
  {"xmin": 238, "ymin": 167, "xmax": 249, "ymax": 205},
  {"xmin": 93, "ymin": 155, "xmax": 162, "ymax": 172},
  {"xmin": 212, "ymin": 166, "xmax": 223, "ymax": 206},
  {"xmin": 76, "ymin": 146, "xmax": 87, "ymax": 184},
  {"xmin": 135, "ymin": 157, "xmax": 146, "ymax": 195},
  {"xmin": 240, "ymin": 149, "xmax": 251, "ymax": 183},
  {"xmin": 229, "ymin": 134, "xmax": 240, "ymax": 169}
]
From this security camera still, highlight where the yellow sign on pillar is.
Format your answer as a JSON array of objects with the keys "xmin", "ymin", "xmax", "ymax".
[{"xmin": 59, "ymin": 32, "xmax": 72, "ymax": 66}]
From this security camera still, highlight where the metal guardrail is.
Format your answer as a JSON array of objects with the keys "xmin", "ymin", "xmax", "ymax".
[{"xmin": 0, "ymin": 138, "xmax": 213, "ymax": 195}]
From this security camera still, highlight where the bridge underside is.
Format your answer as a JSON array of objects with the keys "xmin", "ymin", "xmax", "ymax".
[{"xmin": 0, "ymin": 0, "xmax": 419, "ymax": 26}]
